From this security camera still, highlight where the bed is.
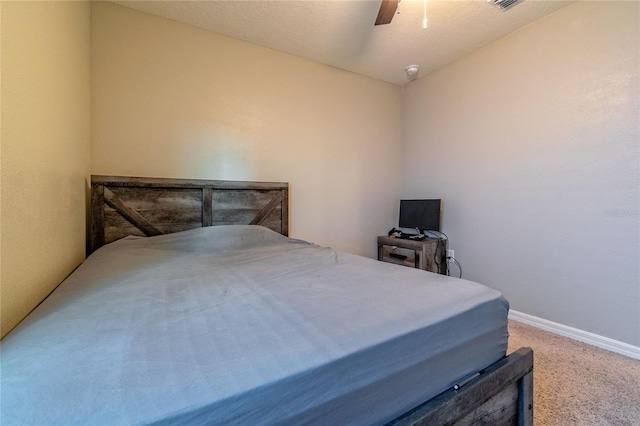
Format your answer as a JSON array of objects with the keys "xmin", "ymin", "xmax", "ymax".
[{"xmin": 1, "ymin": 175, "xmax": 533, "ymax": 425}]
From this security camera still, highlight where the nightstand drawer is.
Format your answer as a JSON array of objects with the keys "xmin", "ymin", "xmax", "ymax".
[{"xmin": 380, "ymin": 245, "xmax": 416, "ymax": 268}]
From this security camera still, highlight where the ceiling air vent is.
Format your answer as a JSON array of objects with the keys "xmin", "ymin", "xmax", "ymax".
[{"xmin": 488, "ymin": 0, "xmax": 524, "ymax": 11}]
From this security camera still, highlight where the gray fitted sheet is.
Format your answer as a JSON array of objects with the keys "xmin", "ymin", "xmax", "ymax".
[{"xmin": 1, "ymin": 225, "xmax": 508, "ymax": 425}]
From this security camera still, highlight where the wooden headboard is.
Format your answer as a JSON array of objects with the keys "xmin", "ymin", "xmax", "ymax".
[{"xmin": 90, "ymin": 175, "xmax": 289, "ymax": 253}]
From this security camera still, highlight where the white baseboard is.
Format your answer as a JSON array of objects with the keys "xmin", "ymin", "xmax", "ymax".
[{"xmin": 509, "ymin": 310, "xmax": 640, "ymax": 360}]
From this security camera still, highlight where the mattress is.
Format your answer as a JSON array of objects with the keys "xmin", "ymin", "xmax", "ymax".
[{"xmin": 1, "ymin": 225, "xmax": 509, "ymax": 425}]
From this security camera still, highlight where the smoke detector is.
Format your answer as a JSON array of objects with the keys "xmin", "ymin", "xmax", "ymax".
[
  {"xmin": 405, "ymin": 65, "xmax": 420, "ymax": 76},
  {"xmin": 488, "ymin": 0, "xmax": 525, "ymax": 11}
]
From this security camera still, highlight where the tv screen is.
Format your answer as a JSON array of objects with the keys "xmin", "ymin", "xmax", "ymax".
[{"xmin": 399, "ymin": 199, "xmax": 441, "ymax": 232}]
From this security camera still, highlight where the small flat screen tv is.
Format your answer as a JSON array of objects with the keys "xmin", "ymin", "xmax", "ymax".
[{"xmin": 399, "ymin": 199, "xmax": 441, "ymax": 232}]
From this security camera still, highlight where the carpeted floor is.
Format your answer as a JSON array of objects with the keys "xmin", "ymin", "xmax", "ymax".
[{"xmin": 507, "ymin": 320, "xmax": 640, "ymax": 425}]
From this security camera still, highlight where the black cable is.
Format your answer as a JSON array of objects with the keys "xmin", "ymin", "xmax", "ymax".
[
  {"xmin": 449, "ymin": 257, "xmax": 462, "ymax": 278},
  {"xmin": 425, "ymin": 229, "xmax": 448, "ymax": 241}
]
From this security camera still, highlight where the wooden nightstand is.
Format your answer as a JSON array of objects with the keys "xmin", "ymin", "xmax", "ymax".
[{"xmin": 377, "ymin": 236, "xmax": 447, "ymax": 275}]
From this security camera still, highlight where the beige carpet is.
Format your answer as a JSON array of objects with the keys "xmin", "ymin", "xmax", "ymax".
[{"xmin": 507, "ymin": 320, "xmax": 640, "ymax": 425}]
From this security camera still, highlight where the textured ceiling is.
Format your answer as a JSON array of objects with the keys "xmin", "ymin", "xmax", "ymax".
[{"xmin": 113, "ymin": 0, "xmax": 574, "ymax": 85}]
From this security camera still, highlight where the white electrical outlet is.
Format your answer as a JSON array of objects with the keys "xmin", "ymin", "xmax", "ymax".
[{"xmin": 447, "ymin": 249, "xmax": 455, "ymax": 263}]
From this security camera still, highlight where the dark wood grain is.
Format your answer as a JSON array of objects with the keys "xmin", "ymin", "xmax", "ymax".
[
  {"xmin": 90, "ymin": 184, "xmax": 105, "ymax": 251},
  {"xmin": 249, "ymin": 192, "xmax": 283, "ymax": 226},
  {"xmin": 90, "ymin": 176, "xmax": 289, "ymax": 252},
  {"xmin": 92, "ymin": 175, "xmax": 287, "ymax": 190},
  {"xmin": 377, "ymin": 236, "xmax": 447, "ymax": 274},
  {"xmin": 375, "ymin": 0, "xmax": 398, "ymax": 25},
  {"xmin": 211, "ymin": 189, "xmax": 284, "ymax": 234},
  {"xmin": 388, "ymin": 347, "xmax": 534, "ymax": 426},
  {"xmin": 203, "ymin": 188, "xmax": 213, "ymax": 227},
  {"xmin": 281, "ymin": 189, "xmax": 289, "ymax": 236},
  {"xmin": 104, "ymin": 187, "xmax": 163, "ymax": 237},
  {"xmin": 518, "ymin": 372, "xmax": 534, "ymax": 426}
]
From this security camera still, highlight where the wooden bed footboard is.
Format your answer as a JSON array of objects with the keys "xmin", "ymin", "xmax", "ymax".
[{"xmin": 389, "ymin": 347, "xmax": 534, "ymax": 426}]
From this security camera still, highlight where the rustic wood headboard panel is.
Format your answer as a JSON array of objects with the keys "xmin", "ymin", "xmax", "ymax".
[{"xmin": 90, "ymin": 175, "xmax": 288, "ymax": 253}]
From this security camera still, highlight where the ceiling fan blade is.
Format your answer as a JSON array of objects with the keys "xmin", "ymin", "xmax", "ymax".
[{"xmin": 375, "ymin": 0, "xmax": 398, "ymax": 25}]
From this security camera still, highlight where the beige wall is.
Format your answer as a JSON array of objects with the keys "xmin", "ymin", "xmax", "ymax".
[
  {"xmin": 9, "ymin": 0, "xmax": 632, "ymax": 348},
  {"xmin": 403, "ymin": 1, "xmax": 639, "ymax": 345},
  {"xmin": 91, "ymin": 2, "xmax": 403, "ymax": 257},
  {"xmin": 0, "ymin": 1, "xmax": 91, "ymax": 338}
]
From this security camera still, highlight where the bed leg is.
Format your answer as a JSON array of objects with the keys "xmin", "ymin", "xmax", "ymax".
[{"xmin": 518, "ymin": 371, "xmax": 533, "ymax": 426}]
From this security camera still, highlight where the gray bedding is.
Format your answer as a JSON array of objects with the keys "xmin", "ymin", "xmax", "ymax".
[{"xmin": 1, "ymin": 225, "xmax": 508, "ymax": 425}]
